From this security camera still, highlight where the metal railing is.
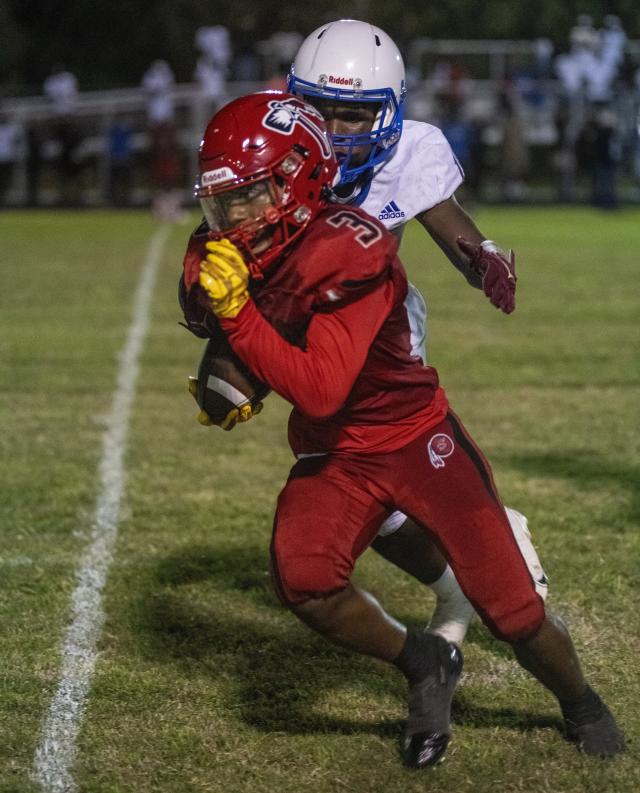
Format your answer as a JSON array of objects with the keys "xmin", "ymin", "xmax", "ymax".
[
  {"xmin": 1, "ymin": 54, "xmax": 639, "ymax": 207},
  {"xmin": 1, "ymin": 81, "xmax": 261, "ymax": 207}
]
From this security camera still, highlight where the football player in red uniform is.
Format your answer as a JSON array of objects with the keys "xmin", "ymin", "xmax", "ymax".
[{"xmin": 179, "ymin": 92, "xmax": 625, "ymax": 766}]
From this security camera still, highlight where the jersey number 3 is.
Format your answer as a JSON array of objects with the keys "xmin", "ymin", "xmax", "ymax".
[{"xmin": 325, "ymin": 211, "xmax": 382, "ymax": 249}]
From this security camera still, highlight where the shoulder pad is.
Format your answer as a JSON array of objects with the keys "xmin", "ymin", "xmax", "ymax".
[{"xmin": 291, "ymin": 206, "xmax": 399, "ymax": 307}]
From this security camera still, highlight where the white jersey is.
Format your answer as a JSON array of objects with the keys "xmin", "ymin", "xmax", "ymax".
[
  {"xmin": 358, "ymin": 120, "xmax": 463, "ymax": 362},
  {"xmin": 360, "ymin": 120, "xmax": 464, "ymax": 231}
]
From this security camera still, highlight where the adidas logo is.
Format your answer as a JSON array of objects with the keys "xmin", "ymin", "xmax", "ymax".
[{"xmin": 378, "ymin": 200, "xmax": 405, "ymax": 221}]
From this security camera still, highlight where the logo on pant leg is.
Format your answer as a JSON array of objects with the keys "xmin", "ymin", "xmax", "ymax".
[{"xmin": 428, "ymin": 433, "xmax": 455, "ymax": 468}]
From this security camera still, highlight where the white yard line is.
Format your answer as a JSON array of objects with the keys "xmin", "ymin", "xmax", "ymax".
[{"xmin": 32, "ymin": 224, "xmax": 171, "ymax": 793}]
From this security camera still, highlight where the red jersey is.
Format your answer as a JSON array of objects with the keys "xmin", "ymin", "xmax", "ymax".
[{"xmin": 183, "ymin": 205, "xmax": 449, "ymax": 454}]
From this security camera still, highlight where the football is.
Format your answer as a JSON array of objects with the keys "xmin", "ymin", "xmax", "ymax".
[{"xmin": 191, "ymin": 329, "xmax": 270, "ymax": 427}]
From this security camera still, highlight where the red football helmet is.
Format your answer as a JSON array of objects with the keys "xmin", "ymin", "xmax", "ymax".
[{"xmin": 195, "ymin": 91, "xmax": 339, "ymax": 276}]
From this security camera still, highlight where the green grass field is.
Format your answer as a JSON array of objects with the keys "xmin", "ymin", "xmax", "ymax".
[{"xmin": 1, "ymin": 207, "xmax": 639, "ymax": 792}]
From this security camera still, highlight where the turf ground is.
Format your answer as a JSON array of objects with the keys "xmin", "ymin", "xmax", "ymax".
[{"xmin": 1, "ymin": 207, "xmax": 639, "ymax": 792}]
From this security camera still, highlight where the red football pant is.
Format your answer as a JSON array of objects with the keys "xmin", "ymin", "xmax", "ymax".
[{"xmin": 270, "ymin": 411, "xmax": 545, "ymax": 641}]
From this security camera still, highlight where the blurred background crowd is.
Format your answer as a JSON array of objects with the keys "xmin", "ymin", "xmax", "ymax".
[{"xmin": 1, "ymin": 1, "xmax": 640, "ymax": 216}]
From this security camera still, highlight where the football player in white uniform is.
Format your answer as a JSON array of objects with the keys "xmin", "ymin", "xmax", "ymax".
[{"xmin": 288, "ymin": 19, "xmax": 546, "ymax": 646}]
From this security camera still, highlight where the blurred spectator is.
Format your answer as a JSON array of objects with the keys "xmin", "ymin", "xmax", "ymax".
[
  {"xmin": 551, "ymin": 14, "xmax": 628, "ymax": 203},
  {"xmin": 142, "ymin": 60, "xmax": 175, "ymax": 125},
  {"xmin": 533, "ymin": 38, "xmax": 555, "ymax": 79},
  {"xmin": 194, "ymin": 25, "xmax": 231, "ymax": 114},
  {"xmin": 0, "ymin": 107, "xmax": 23, "ymax": 205},
  {"xmin": 148, "ymin": 120, "xmax": 183, "ymax": 221},
  {"xmin": 234, "ymin": 44, "xmax": 260, "ymax": 82},
  {"xmin": 600, "ymin": 15, "xmax": 626, "ymax": 71},
  {"xmin": 634, "ymin": 102, "xmax": 640, "ymax": 200},
  {"xmin": 233, "ymin": 13, "xmax": 260, "ymax": 80},
  {"xmin": 264, "ymin": 72, "xmax": 287, "ymax": 91},
  {"xmin": 431, "ymin": 59, "xmax": 470, "ymax": 104},
  {"xmin": 25, "ymin": 121, "xmax": 44, "ymax": 207},
  {"xmin": 577, "ymin": 104, "xmax": 621, "ymax": 208},
  {"xmin": 438, "ymin": 96, "xmax": 483, "ymax": 200},
  {"xmin": 259, "ymin": 31, "xmax": 303, "ymax": 90},
  {"xmin": 43, "ymin": 64, "xmax": 82, "ymax": 205},
  {"xmin": 106, "ymin": 115, "xmax": 135, "ymax": 207},
  {"xmin": 555, "ymin": 20, "xmax": 599, "ymax": 97},
  {"xmin": 43, "ymin": 64, "xmax": 78, "ymax": 115},
  {"xmin": 555, "ymin": 15, "xmax": 626, "ymax": 103},
  {"xmin": 142, "ymin": 60, "xmax": 183, "ymax": 221},
  {"xmin": 511, "ymin": 39, "xmax": 554, "ymax": 115},
  {"xmin": 498, "ymin": 89, "xmax": 530, "ymax": 202},
  {"xmin": 552, "ymin": 102, "xmax": 580, "ymax": 202}
]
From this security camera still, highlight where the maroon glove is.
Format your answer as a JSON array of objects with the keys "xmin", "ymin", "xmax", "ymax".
[{"xmin": 457, "ymin": 237, "xmax": 516, "ymax": 314}]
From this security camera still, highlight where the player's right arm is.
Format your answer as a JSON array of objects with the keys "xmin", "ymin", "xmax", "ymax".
[
  {"xmin": 219, "ymin": 283, "xmax": 394, "ymax": 419},
  {"xmin": 404, "ymin": 124, "xmax": 517, "ymax": 314},
  {"xmin": 417, "ymin": 196, "xmax": 517, "ymax": 314},
  {"xmin": 198, "ymin": 207, "xmax": 401, "ymax": 419},
  {"xmin": 415, "ymin": 195, "xmax": 484, "ymax": 288}
]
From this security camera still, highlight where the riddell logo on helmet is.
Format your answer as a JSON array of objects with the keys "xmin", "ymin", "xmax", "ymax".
[
  {"xmin": 201, "ymin": 167, "xmax": 236, "ymax": 186},
  {"xmin": 328, "ymin": 75, "xmax": 353, "ymax": 85},
  {"xmin": 320, "ymin": 74, "xmax": 363, "ymax": 88}
]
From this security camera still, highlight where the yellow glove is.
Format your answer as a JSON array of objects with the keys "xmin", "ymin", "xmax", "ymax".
[
  {"xmin": 218, "ymin": 400, "xmax": 264, "ymax": 431},
  {"xmin": 198, "ymin": 238, "xmax": 250, "ymax": 319},
  {"xmin": 187, "ymin": 375, "xmax": 263, "ymax": 431}
]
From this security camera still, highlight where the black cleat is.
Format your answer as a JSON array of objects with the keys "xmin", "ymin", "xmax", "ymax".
[
  {"xmin": 403, "ymin": 636, "xmax": 463, "ymax": 769},
  {"xmin": 404, "ymin": 731, "xmax": 451, "ymax": 768},
  {"xmin": 565, "ymin": 706, "xmax": 626, "ymax": 758}
]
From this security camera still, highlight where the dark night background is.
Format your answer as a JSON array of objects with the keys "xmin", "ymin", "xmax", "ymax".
[{"xmin": 2, "ymin": 0, "xmax": 640, "ymax": 93}]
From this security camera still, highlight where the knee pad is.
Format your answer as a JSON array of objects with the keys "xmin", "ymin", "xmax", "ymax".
[
  {"xmin": 462, "ymin": 513, "xmax": 547, "ymax": 641},
  {"xmin": 271, "ymin": 523, "xmax": 353, "ymax": 605},
  {"xmin": 489, "ymin": 597, "xmax": 546, "ymax": 642},
  {"xmin": 273, "ymin": 553, "xmax": 350, "ymax": 605},
  {"xmin": 506, "ymin": 507, "xmax": 549, "ymax": 599}
]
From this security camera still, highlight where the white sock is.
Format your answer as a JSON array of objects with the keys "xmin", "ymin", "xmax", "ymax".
[
  {"xmin": 429, "ymin": 566, "xmax": 461, "ymax": 599},
  {"xmin": 426, "ymin": 565, "xmax": 475, "ymax": 645}
]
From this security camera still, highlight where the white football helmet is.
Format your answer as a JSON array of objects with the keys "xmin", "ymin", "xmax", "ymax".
[{"xmin": 288, "ymin": 19, "xmax": 406, "ymax": 183}]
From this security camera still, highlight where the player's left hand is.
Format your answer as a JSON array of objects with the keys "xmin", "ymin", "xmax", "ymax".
[
  {"xmin": 199, "ymin": 238, "xmax": 250, "ymax": 319},
  {"xmin": 218, "ymin": 400, "xmax": 264, "ymax": 431},
  {"xmin": 457, "ymin": 236, "xmax": 516, "ymax": 314},
  {"xmin": 187, "ymin": 375, "xmax": 263, "ymax": 430}
]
